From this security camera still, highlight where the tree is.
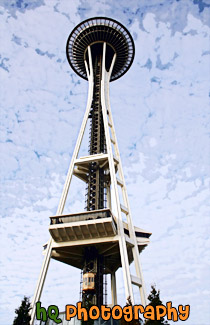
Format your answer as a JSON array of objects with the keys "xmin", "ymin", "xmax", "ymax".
[
  {"xmin": 13, "ymin": 296, "xmax": 31, "ymax": 325},
  {"xmin": 144, "ymin": 285, "xmax": 169, "ymax": 324},
  {"xmin": 121, "ymin": 296, "xmax": 143, "ymax": 325}
]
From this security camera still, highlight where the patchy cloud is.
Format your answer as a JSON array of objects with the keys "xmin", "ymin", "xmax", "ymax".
[{"xmin": 0, "ymin": 1, "xmax": 210, "ymax": 324}]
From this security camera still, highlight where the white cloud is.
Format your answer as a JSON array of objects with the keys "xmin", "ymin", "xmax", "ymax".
[{"xmin": 1, "ymin": 1, "xmax": 210, "ymax": 324}]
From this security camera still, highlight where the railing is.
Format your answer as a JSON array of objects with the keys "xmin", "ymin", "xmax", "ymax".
[{"xmin": 50, "ymin": 209, "xmax": 115, "ymax": 226}]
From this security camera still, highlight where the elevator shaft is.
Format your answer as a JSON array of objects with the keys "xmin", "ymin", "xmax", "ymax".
[
  {"xmin": 86, "ymin": 54, "xmax": 106, "ymax": 211},
  {"xmin": 83, "ymin": 53, "xmax": 106, "ymax": 307}
]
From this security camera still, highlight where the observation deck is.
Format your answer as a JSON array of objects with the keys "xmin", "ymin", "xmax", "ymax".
[{"xmin": 66, "ymin": 17, "xmax": 135, "ymax": 81}]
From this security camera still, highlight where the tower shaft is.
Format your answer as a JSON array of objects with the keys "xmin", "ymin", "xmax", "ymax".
[
  {"xmin": 84, "ymin": 54, "xmax": 105, "ymax": 307},
  {"xmin": 86, "ymin": 54, "xmax": 106, "ymax": 211}
]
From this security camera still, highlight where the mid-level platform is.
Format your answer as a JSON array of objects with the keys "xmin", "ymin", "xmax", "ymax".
[
  {"xmin": 49, "ymin": 209, "xmax": 117, "ymax": 242},
  {"xmin": 46, "ymin": 209, "xmax": 151, "ymax": 274}
]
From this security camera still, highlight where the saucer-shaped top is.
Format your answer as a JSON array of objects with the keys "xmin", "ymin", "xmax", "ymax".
[{"xmin": 66, "ymin": 17, "xmax": 135, "ymax": 81}]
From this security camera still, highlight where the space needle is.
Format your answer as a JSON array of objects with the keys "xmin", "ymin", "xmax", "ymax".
[{"xmin": 30, "ymin": 17, "xmax": 151, "ymax": 324}]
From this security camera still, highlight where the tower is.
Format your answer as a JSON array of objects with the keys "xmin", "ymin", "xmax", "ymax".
[{"xmin": 30, "ymin": 17, "xmax": 151, "ymax": 324}]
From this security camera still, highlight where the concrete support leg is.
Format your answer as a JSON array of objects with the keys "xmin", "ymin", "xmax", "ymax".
[
  {"xmin": 111, "ymin": 272, "xmax": 117, "ymax": 306},
  {"xmin": 30, "ymin": 239, "xmax": 52, "ymax": 324}
]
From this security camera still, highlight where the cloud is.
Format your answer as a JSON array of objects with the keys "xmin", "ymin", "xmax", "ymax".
[{"xmin": 0, "ymin": 1, "xmax": 210, "ymax": 324}]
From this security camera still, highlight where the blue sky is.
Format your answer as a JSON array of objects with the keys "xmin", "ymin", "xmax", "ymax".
[{"xmin": 0, "ymin": 1, "xmax": 210, "ymax": 324}]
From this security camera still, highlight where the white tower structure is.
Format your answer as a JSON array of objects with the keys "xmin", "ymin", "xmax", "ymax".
[{"xmin": 30, "ymin": 17, "xmax": 151, "ymax": 324}]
